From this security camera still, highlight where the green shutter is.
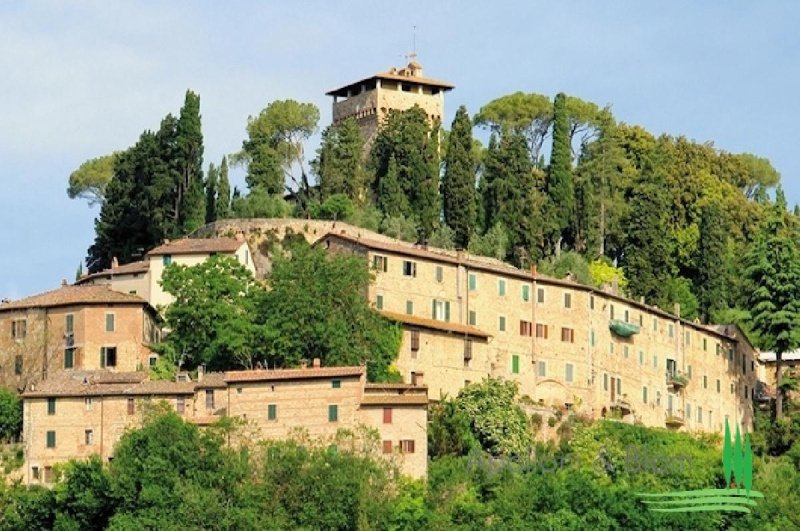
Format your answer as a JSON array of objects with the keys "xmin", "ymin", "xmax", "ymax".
[
  {"xmin": 46, "ymin": 431, "xmax": 55, "ymax": 448},
  {"xmin": 64, "ymin": 349, "xmax": 73, "ymax": 369},
  {"xmin": 268, "ymin": 404, "xmax": 277, "ymax": 420},
  {"xmin": 376, "ymin": 295, "xmax": 383, "ymax": 310},
  {"xmin": 47, "ymin": 398, "xmax": 56, "ymax": 415},
  {"xmin": 522, "ymin": 285, "xmax": 530, "ymax": 301},
  {"xmin": 431, "ymin": 300, "xmax": 436, "ymax": 319},
  {"xmin": 100, "ymin": 348, "xmax": 106, "ymax": 368},
  {"xmin": 445, "ymin": 302, "xmax": 450, "ymax": 322},
  {"xmin": 328, "ymin": 405, "xmax": 338, "ymax": 422},
  {"xmin": 331, "ymin": 379, "xmax": 341, "ymax": 389},
  {"xmin": 512, "ymin": 355, "xmax": 519, "ymax": 374}
]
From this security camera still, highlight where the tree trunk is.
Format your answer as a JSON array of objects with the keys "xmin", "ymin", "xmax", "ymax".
[{"xmin": 776, "ymin": 352, "xmax": 784, "ymax": 419}]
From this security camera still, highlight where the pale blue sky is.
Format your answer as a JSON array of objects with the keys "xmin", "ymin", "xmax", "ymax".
[{"xmin": 1, "ymin": 1, "xmax": 798, "ymax": 298}]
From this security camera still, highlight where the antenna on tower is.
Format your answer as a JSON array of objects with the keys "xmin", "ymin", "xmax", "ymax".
[{"xmin": 404, "ymin": 25, "xmax": 418, "ymax": 64}]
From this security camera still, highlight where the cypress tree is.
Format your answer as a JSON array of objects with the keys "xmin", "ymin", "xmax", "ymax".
[
  {"xmin": 545, "ymin": 92, "xmax": 575, "ymax": 252},
  {"xmin": 442, "ymin": 106, "xmax": 477, "ymax": 248},
  {"xmin": 695, "ymin": 201, "xmax": 729, "ymax": 322},
  {"xmin": 417, "ymin": 120, "xmax": 441, "ymax": 242},
  {"xmin": 175, "ymin": 90, "xmax": 205, "ymax": 234},
  {"xmin": 744, "ymin": 186, "xmax": 800, "ymax": 419},
  {"xmin": 377, "ymin": 155, "xmax": 408, "ymax": 217},
  {"xmin": 314, "ymin": 118, "xmax": 366, "ymax": 202},
  {"xmin": 205, "ymin": 162, "xmax": 218, "ymax": 224},
  {"xmin": 216, "ymin": 156, "xmax": 232, "ymax": 220}
]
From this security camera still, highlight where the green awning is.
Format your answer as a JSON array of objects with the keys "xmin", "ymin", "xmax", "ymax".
[{"xmin": 609, "ymin": 319, "xmax": 640, "ymax": 337}]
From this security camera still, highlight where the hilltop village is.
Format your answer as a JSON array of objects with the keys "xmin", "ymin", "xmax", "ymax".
[{"xmin": 1, "ymin": 60, "xmax": 797, "ymax": 525}]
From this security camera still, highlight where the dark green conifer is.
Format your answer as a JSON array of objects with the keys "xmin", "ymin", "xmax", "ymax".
[{"xmin": 442, "ymin": 106, "xmax": 477, "ymax": 248}]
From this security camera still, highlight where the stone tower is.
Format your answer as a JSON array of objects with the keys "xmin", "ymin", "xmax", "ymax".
[{"xmin": 326, "ymin": 57, "xmax": 454, "ymax": 151}]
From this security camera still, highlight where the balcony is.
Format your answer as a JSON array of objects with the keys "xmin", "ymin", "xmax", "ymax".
[
  {"xmin": 666, "ymin": 371, "xmax": 689, "ymax": 390},
  {"xmin": 665, "ymin": 411, "xmax": 685, "ymax": 429},
  {"xmin": 610, "ymin": 398, "xmax": 633, "ymax": 416},
  {"xmin": 609, "ymin": 319, "xmax": 640, "ymax": 337}
]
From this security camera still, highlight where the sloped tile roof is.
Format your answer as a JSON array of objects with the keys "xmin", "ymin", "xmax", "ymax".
[
  {"xmin": 76, "ymin": 260, "xmax": 149, "ymax": 284},
  {"xmin": 147, "ymin": 237, "xmax": 243, "ymax": 256},
  {"xmin": 360, "ymin": 394, "xmax": 429, "ymax": 406},
  {"xmin": 23, "ymin": 371, "xmax": 196, "ymax": 397},
  {"xmin": 225, "ymin": 366, "xmax": 364, "ymax": 383},
  {"xmin": 0, "ymin": 285, "xmax": 148, "ymax": 311},
  {"xmin": 379, "ymin": 310, "xmax": 491, "ymax": 339}
]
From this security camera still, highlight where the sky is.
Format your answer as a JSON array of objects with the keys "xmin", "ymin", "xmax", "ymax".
[{"xmin": 1, "ymin": 1, "xmax": 798, "ymax": 298}]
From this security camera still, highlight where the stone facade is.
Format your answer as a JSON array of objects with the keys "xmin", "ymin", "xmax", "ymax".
[
  {"xmin": 326, "ymin": 60, "xmax": 453, "ymax": 150},
  {"xmin": 22, "ymin": 364, "xmax": 428, "ymax": 485},
  {"xmin": 320, "ymin": 232, "xmax": 759, "ymax": 434}
]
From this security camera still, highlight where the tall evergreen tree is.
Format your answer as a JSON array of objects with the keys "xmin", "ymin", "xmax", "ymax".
[
  {"xmin": 175, "ymin": 90, "xmax": 205, "ymax": 234},
  {"xmin": 744, "ymin": 187, "xmax": 800, "ymax": 419},
  {"xmin": 545, "ymin": 92, "xmax": 575, "ymax": 252},
  {"xmin": 204, "ymin": 162, "xmax": 218, "ymax": 224},
  {"xmin": 620, "ymin": 147, "xmax": 673, "ymax": 305},
  {"xmin": 376, "ymin": 155, "xmax": 408, "ymax": 217},
  {"xmin": 442, "ymin": 106, "xmax": 477, "ymax": 248},
  {"xmin": 694, "ymin": 201, "xmax": 729, "ymax": 322},
  {"xmin": 313, "ymin": 118, "xmax": 366, "ymax": 202},
  {"xmin": 417, "ymin": 120, "xmax": 441, "ymax": 242},
  {"xmin": 215, "ymin": 156, "xmax": 231, "ymax": 220}
]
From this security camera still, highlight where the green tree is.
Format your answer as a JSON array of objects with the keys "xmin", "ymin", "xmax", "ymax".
[
  {"xmin": 695, "ymin": 201, "xmax": 729, "ymax": 322},
  {"xmin": 442, "ymin": 106, "xmax": 477, "ymax": 248},
  {"xmin": 745, "ymin": 187, "xmax": 800, "ymax": 419},
  {"xmin": 160, "ymin": 255, "xmax": 274, "ymax": 370},
  {"xmin": 204, "ymin": 162, "xmax": 218, "ymax": 224},
  {"xmin": 417, "ymin": 119, "xmax": 441, "ymax": 242},
  {"xmin": 545, "ymin": 92, "xmax": 575, "ymax": 251},
  {"xmin": 238, "ymin": 99, "xmax": 319, "ymax": 204},
  {"xmin": 474, "ymin": 92, "xmax": 553, "ymax": 162},
  {"xmin": 66, "ymin": 153, "xmax": 119, "ymax": 206},
  {"xmin": 376, "ymin": 155, "xmax": 409, "ymax": 217},
  {"xmin": 175, "ymin": 90, "xmax": 205, "ymax": 234},
  {"xmin": 215, "ymin": 156, "xmax": 232, "ymax": 220},
  {"xmin": 53, "ymin": 457, "xmax": 115, "ymax": 531},
  {"xmin": 0, "ymin": 387, "xmax": 21, "ymax": 442},
  {"xmin": 313, "ymin": 118, "xmax": 366, "ymax": 202},
  {"xmin": 230, "ymin": 188, "xmax": 292, "ymax": 219}
]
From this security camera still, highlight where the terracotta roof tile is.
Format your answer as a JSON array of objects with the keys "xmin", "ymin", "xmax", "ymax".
[
  {"xmin": 225, "ymin": 366, "xmax": 364, "ymax": 383},
  {"xmin": 195, "ymin": 372, "xmax": 227, "ymax": 388},
  {"xmin": 360, "ymin": 394, "xmax": 429, "ymax": 406},
  {"xmin": 0, "ymin": 285, "xmax": 148, "ymax": 311},
  {"xmin": 365, "ymin": 383, "xmax": 427, "ymax": 390},
  {"xmin": 147, "ymin": 237, "xmax": 243, "ymax": 256},
  {"xmin": 379, "ymin": 310, "xmax": 491, "ymax": 339},
  {"xmin": 76, "ymin": 261, "xmax": 148, "ymax": 284},
  {"xmin": 326, "ymin": 72, "xmax": 454, "ymax": 96}
]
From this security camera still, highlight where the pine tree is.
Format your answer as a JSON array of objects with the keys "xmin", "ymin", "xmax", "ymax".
[
  {"xmin": 545, "ymin": 92, "xmax": 575, "ymax": 252},
  {"xmin": 744, "ymin": 187, "xmax": 800, "ymax": 419},
  {"xmin": 175, "ymin": 90, "xmax": 205, "ymax": 234},
  {"xmin": 442, "ymin": 106, "xmax": 477, "ymax": 248},
  {"xmin": 695, "ymin": 201, "xmax": 729, "ymax": 322},
  {"xmin": 216, "ymin": 156, "xmax": 232, "ymax": 220},
  {"xmin": 314, "ymin": 118, "xmax": 366, "ymax": 202},
  {"xmin": 205, "ymin": 162, "xmax": 218, "ymax": 224}
]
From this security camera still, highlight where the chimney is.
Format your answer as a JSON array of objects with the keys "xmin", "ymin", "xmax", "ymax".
[
  {"xmin": 456, "ymin": 250, "xmax": 465, "ymax": 262},
  {"xmin": 673, "ymin": 302, "xmax": 681, "ymax": 318},
  {"xmin": 312, "ymin": 358, "xmax": 321, "ymax": 368},
  {"xmin": 530, "ymin": 264, "xmax": 537, "ymax": 277},
  {"xmin": 197, "ymin": 365, "xmax": 205, "ymax": 382},
  {"xmin": 639, "ymin": 296, "xmax": 645, "ymax": 304},
  {"xmin": 163, "ymin": 238, "xmax": 170, "ymax": 245},
  {"xmin": 61, "ymin": 279, "xmax": 68, "ymax": 287},
  {"xmin": 411, "ymin": 371, "xmax": 424, "ymax": 386},
  {"xmin": 111, "ymin": 256, "xmax": 119, "ymax": 268},
  {"xmin": 234, "ymin": 229, "xmax": 245, "ymax": 242}
]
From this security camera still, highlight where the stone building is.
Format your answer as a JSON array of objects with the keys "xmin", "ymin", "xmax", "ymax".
[
  {"xmin": 326, "ymin": 57, "xmax": 454, "ymax": 150},
  {"xmin": 22, "ymin": 363, "xmax": 428, "ymax": 484},
  {"xmin": 0, "ymin": 284, "xmax": 160, "ymax": 389},
  {"xmin": 319, "ymin": 231, "xmax": 759, "ymax": 434},
  {"xmin": 76, "ymin": 236, "xmax": 255, "ymax": 310}
]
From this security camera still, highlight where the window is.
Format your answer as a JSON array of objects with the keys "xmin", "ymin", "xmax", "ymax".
[
  {"xmin": 105, "ymin": 313, "xmax": 115, "ymax": 332},
  {"xmin": 653, "ymin": 319, "xmax": 658, "ymax": 332},
  {"xmin": 616, "ymin": 378, "xmax": 622, "ymax": 395},
  {"xmin": 410, "ymin": 330, "xmax": 420, "ymax": 353},
  {"xmin": 85, "ymin": 429, "xmax": 94, "ymax": 445},
  {"xmin": 717, "ymin": 379, "xmax": 721, "ymax": 393},
  {"xmin": 177, "ymin": 397, "xmax": 185, "ymax": 414},
  {"xmin": 85, "ymin": 397, "xmax": 93, "ymax": 411},
  {"xmin": 383, "ymin": 440, "xmax": 393, "ymax": 454},
  {"xmin": 623, "ymin": 346, "xmax": 629, "ymax": 359},
  {"xmin": 127, "ymin": 398, "xmax": 135, "ymax": 415},
  {"xmin": 668, "ymin": 324, "xmax": 674, "ymax": 338},
  {"xmin": 703, "ymin": 338, "xmax": 707, "ymax": 351},
  {"xmin": 703, "ymin": 375, "xmax": 708, "ymax": 389},
  {"xmin": 65, "ymin": 314, "xmax": 74, "ymax": 334},
  {"xmin": 537, "ymin": 288, "xmax": 545, "ymax": 303},
  {"xmin": 686, "ymin": 404, "xmax": 692, "ymax": 420},
  {"xmin": 468, "ymin": 310, "xmax": 477, "ymax": 326},
  {"xmin": 47, "ymin": 398, "xmax": 56, "ymax": 415},
  {"xmin": 535, "ymin": 323, "xmax": 547, "ymax": 338},
  {"xmin": 590, "ymin": 295, "xmax": 595, "ymax": 310},
  {"xmin": 642, "ymin": 386, "xmax": 648, "ymax": 404},
  {"xmin": 32, "ymin": 466, "xmax": 40, "ymax": 481},
  {"xmin": 44, "ymin": 466, "xmax": 53, "ymax": 483},
  {"xmin": 511, "ymin": 355, "xmax": 520, "ymax": 374},
  {"xmin": 468, "ymin": 273, "xmax": 477, "ymax": 291},
  {"xmin": 372, "ymin": 255, "xmax": 388, "ymax": 272},
  {"xmin": 332, "ymin": 379, "xmax": 341, "ymax": 389},
  {"xmin": 560, "ymin": 327, "xmax": 574, "ymax": 343},
  {"xmin": 687, "ymin": 365, "xmax": 692, "ymax": 378},
  {"xmin": 603, "ymin": 373, "xmax": 609, "ymax": 391},
  {"xmin": 565, "ymin": 363, "xmax": 574, "ymax": 383},
  {"xmin": 639, "ymin": 314, "xmax": 644, "ymax": 326},
  {"xmin": 498, "ymin": 316, "xmax": 506, "ymax": 332},
  {"xmin": 148, "ymin": 355, "xmax": 158, "ymax": 368},
  {"xmin": 376, "ymin": 295, "xmax": 384, "ymax": 310},
  {"xmin": 402, "ymin": 260, "xmax": 416, "ymax": 277},
  {"xmin": 328, "ymin": 404, "xmax": 339, "ymax": 422},
  {"xmin": 11, "ymin": 319, "xmax": 26, "ymax": 340},
  {"xmin": 591, "ymin": 330, "xmax": 596, "ymax": 347},
  {"xmin": 698, "ymin": 407, "xmax": 703, "ymax": 423},
  {"xmin": 564, "ymin": 293, "xmax": 572, "ymax": 308},
  {"xmin": 435, "ymin": 266, "xmax": 443, "ymax": 283},
  {"xmin": 162, "ymin": 255, "xmax": 172, "ymax": 266},
  {"xmin": 100, "ymin": 347, "xmax": 117, "ymax": 368},
  {"xmin": 46, "ymin": 431, "xmax": 56, "ymax": 448},
  {"xmin": 744, "ymin": 385, "xmax": 748, "ymax": 399},
  {"xmin": 731, "ymin": 383, "xmax": 734, "ymax": 394},
  {"xmin": 268, "ymin": 404, "xmax": 277, "ymax": 420},
  {"xmin": 405, "ymin": 300, "xmax": 413, "ymax": 315},
  {"xmin": 520, "ymin": 320, "xmax": 533, "ymax": 337},
  {"xmin": 497, "ymin": 279, "xmax": 506, "ymax": 296},
  {"xmin": 610, "ymin": 305, "xmax": 615, "ymax": 319},
  {"xmin": 624, "ymin": 310, "xmax": 629, "ymax": 323},
  {"xmin": 537, "ymin": 361, "xmax": 547, "ymax": 377},
  {"xmin": 14, "ymin": 355, "xmax": 22, "ymax": 375},
  {"xmin": 639, "ymin": 351, "xmax": 644, "ymax": 366},
  {"xmin": 464, "ymin": 339, "xmax": 473, "ymax": 362},
  {"xmin": 432, "ymin": 300, "xmax": 450, "ymax": 322},
  {"xmin": 64, "ymin": 348, "xmax": 74, "ymax": 369},
  {"xmin": 400, "ymin": 439, "xmax": 416, "ymax": 453},
  {"xmin": 522, "ymin": 284, "xmax": 530, "ymax": 301},
  {"xmin": 383, "ymin": 407, "xmax": 393, "ymax": 424}
]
